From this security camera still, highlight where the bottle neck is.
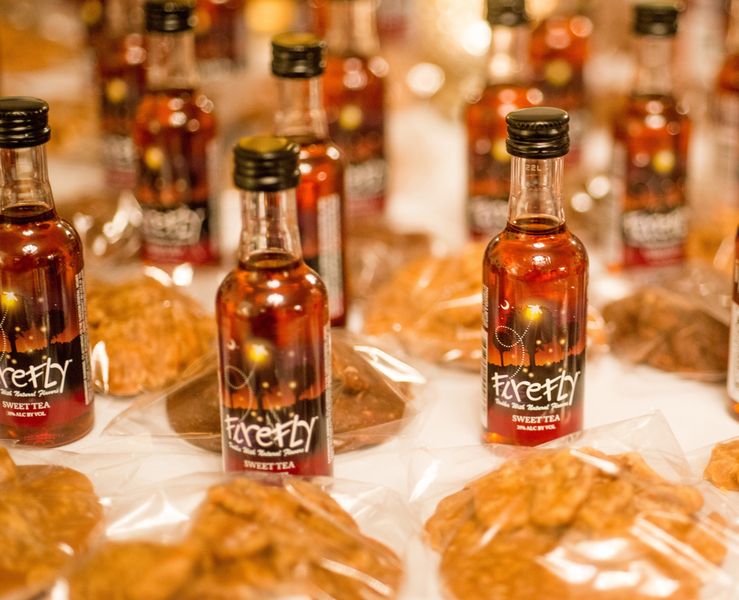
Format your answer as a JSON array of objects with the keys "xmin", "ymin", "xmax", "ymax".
[
  {"xmin": 239, "ymin": 188, "xmax": 303, "ymax": 264},
  {"xmin": 507, "ymin": 156, "xmax": 565, "ymax": 229},
  {"xmin": 633, "ymin": 36, "xmax": 674, "ymax": 96},
  {"xmin": 274, "ymin": 77, "xmax": 328, "ymax": 140},
  {"xmin": 486, "ymin": 24, "xmax": 531, "ymax": 84},
  {"xmin": 0, "ymin": 146, "xmax": 55, "ymax": 215},
  {"xmin": 326, "ymin": 0, "xmax": 380, "ymax": 56},
  {"xmin": 146, "ymin": 31, "xmax": 199, "ymax": 90}
]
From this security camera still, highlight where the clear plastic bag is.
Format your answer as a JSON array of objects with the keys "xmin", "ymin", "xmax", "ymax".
[
  {"xmin": 346, "ymin": 220, "xmax": 434, "ymax": 306},
  {"xmin": 689, "ymin": 437, "xmax": 739, "ymax": 498},
  {"xmin": 362, "ymin": 242, "xmax": 488, "ymax": 371},
  {"xmin": 601, "ymin": 264, "xmax": 731, "ymax": 381},
  {"xmin": 58, "ymin": 189, "xmax": 142, "ymax": 265},
  {"xmin": 86, "ymin": 267, "xmax": 217, "ymax": 397},
  {"xmin": 0, "ymin": 441, "xmax": 146, "ymax": 600},
  {"xmin": 48, "ymin": 472, "xmax": 415, "ymax": 600},
  {"xmin": 102, "ymin": 329, "xmax": 425, "ymax": 454},
  {"xmin": 407, "ymin": 413, "xmax": 739, "ymax": 600},
  {"xmin": 363, "ymin": 242, "xmax": 609, "ymax": 371}
]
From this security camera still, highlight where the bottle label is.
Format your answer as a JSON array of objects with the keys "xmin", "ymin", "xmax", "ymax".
[
  {"xmin": 468, "ymin": 195, "xmax": 508, "ymax": 239},
  {"xmin": 220, "ymin": 328, "xmax": 332, "ymax": 475},
  {"xmin": 141, "ymin": 202, "xmax": 213, "ymax": 264},
  {"xmin": 323, "ymin": 322, "xmax": 334, "ymax": 464},
  {"xmin": 142, "ymin": 204, "xmax": 206, "ymax": 245},
  {"xmin": 0, "ymin": 269, "xmax": 92, "ymax": 427},
  {"xmin": 346, "ymin": 158, "xmax": 386, "ymax": 218},
  {"xmin": 715, "ymin": 92, "xmax": 739, "ymax": 202},
  {"xmin": 74, "ymin": 271, "xmax": 94, "ymax": 406},
  {"xmin": 481, "ymin": 284, "xmax": 489, "ymax": 428},
  {"xmin": 612, "ymin": 125, "xmax": 688, "ymax": 268},
  {"xmin": 484, "ymin": 297, "xmax": 585, "ymax": 443},
  {"xmin": 621, "ymin": 206, "xmax": 688, "ymax": 266},
  {"xmin": 317, "ymin": 193, "xmax": 345, "ymax": 321},
  {"xmin": 136, "ymin": 112, "xmax": 219, "ymax": 265}
]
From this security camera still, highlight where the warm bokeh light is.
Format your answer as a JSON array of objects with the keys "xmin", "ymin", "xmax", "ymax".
[
  {"xmin": 1, "ymin": 291, "xmax": 18, "ymax": 309},
  {"xmin": 524, "ymin": 304, "xmax": 543, "ymax": 321},
  {"xmin": 247, "ymin": 343, "xmax": 271, "ymax": 364}
]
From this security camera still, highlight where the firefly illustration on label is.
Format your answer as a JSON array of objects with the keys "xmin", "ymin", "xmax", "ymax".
[
  {"xmin": 0, "ymin": 261, "xmax": 93, "ymax": 444},
  {"xmin": 484, "ymin": 295, "xmax": 585, "ymax": 444},
  {"xmin": 218, "ymin": 320, "xmax": 331, "ymax": 475}
]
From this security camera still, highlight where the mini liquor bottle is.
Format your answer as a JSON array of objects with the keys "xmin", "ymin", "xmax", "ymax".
[
  {"xmin": 133, "ymin": 0, "xmax": 218, "ymax": 265},
  {"xmin": 610, "ymin": 4, "xmax": 690, "ymax": 268},
  {"xmin": 272, "ymin": 32, "xmax": 348, "ymax": 327},
  {"xmin": 483, "ymin": 107, "xmax": 588, "ymax": 446},
  {"xmin": 324, "ymin": 0, "xmax": 387, "ymax": 219},
  {"xmin": 194, "ymin": 0, "xmax": 247, "ymax": 78},
  {"xmin": 729, "ymin": 226, "xmax": 739, "ymax": 418},
  {"xmin": 715, "ymin": 0, "xmax": 739, "ymax": 207},
  {"xmin": 466, "ymin": 0, "xmax": 542, "ymax": 240},
  {"xmin": 217, "ymin": 136, "xmax": 332, "ymax": 475},
  {"xmin": 529, "ymin": 0, "xmax": 592, "ymax": 164},
  {"xmin": 93, "ymin": 0, "xmax": 146, "ymax": 190},
  {"xmin": 0, "ymin": 98, "xmax": 94, "ymax": 446}
]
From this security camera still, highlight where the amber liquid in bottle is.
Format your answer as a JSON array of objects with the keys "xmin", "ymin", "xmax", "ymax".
[
  {"xmin": 194, "ymin": 0, "xmax": 247, "ymax": 77},
  {"xmin": 611, "ymin": 36, "xmax": 690, "ymax": 268},
  {"xmin": 0, "ymin": 147, "xmax": 94, "ymax": 447},
  {"xmin": 728, "ymin": 227, "xmax": 739, "ymax": 419},
  {"xmin": 715, "ymin": 0, "xmax": 739, "ymax": 206},
  {"xmin": 94, "ymin": 1, "xmax": 146, "ymax": 189},
  {"xmin": 217, "ymin": 171, "xmax": 332, "ymax": 475},
  {"xmin": 530, "ymin": 11, "xmax": 592, "ymax": 162},
  {"xmin": 467, "ymin": 20, "xmax": 542, "ymax": 239},
  {"xmin": 324, "ymin": 0, "xmax": 387, "ymax": 219},
  {"xmin": 295, "ymin": 138, "xmax": 347, "ymax": 326},
  {"xmin": 483, "ymin": 155, "xmax": 588, "ymax": 446},
  {"xmin": 134, "ymin": 27, "xmax": 218, "ymax": 266},
  {"xmin": 274, "ymin": 69, "xmax": 348, "ymax": 327}
]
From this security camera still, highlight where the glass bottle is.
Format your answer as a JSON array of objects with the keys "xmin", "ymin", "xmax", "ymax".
[
  {"xmin": 529, "ymin": 0, "xmax": 592, "ymax": 164},
  {"xmin": 324, "ymin": 0, "xmax": 387, "ymax": 219},
  {"xmin": 466, "ymin": 0, "xmax": 542, "ymax": 240},
  {"xmin": 0, "ymin": 97, "xmax": 94, "ymax": 447},
  {"xmin": 272, "ymin": 32, "xmax": 348, "ymax": 327},
  {"xmin": 217, "ymin": 136, "xmax": 332, "ymax": 476},
  {"xmin": 482, "ymin": 107, "xmax": 588, "ymax": 446},
  {"xmin": 729, "ymin": 226, "xmax": 739, "ymax": 418},
  {"xmin": 133, "ymin": 0, "xmax": 218, "ymax": 266},
  {"xmin": 715, "ymin": 0, "xmax": 739, "ymax": 207},
  {"xmin": 93, "ymin": 0, "xmax": 146, "ymax": 190},
  {"xmin": 194, "ymin": 0, "xmax": 247, "ymax": 78},
  {"xmin": 609, "ymin": 4, "xmax": 690, "ymax": 269}
]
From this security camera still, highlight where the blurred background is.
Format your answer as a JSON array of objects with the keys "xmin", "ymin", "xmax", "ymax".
[{"xmin": 0, "ymin": 0, "xmax": 735, "ymax": 271}]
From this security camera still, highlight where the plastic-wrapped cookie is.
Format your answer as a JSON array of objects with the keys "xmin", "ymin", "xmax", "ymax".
[
  {"xmin": 704, "ymin": 439, "xmax": 739, "ymax": 491},
  {"xmin": 87, "ymin": 277, "xmax": 215, "ymax": 396},
  {"xmin": 0, "ymin": 448, "xmax": 103, "ymax": 597}
]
